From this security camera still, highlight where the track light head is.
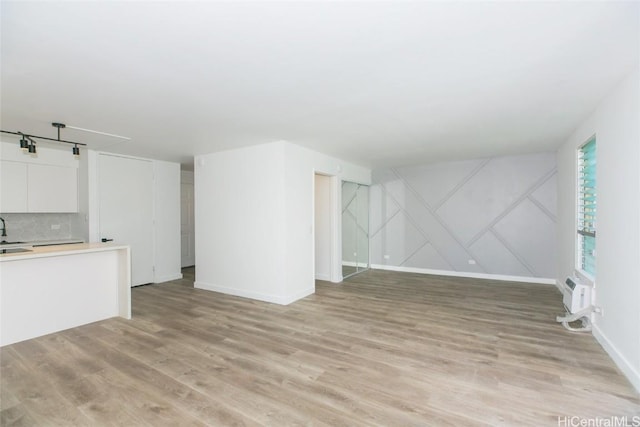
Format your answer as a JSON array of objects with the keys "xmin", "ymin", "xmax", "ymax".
[
  {"xmin": 20, "ymin": 137, "xmax": 29, "ymax": 151},
  {"xmin": 72, "ymin": 144, "xmax": 80, "ymax": 157},
  {"xmin": 28, "ymin": 142, "xmax": 37, "ymax": 154}
]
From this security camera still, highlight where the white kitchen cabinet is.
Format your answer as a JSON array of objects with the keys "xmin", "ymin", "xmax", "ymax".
[
  {"xmin": 27, "ymin": 164, "xmax": 78, "ymax": 212},
  {"xmin": 0, "ymin": 160, "xmax": 28, "ymax": 213}
]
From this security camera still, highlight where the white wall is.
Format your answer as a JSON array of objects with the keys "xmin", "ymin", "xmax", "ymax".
[
  {"xmin": 154, "ymin": 160, "xmax": 182, "ymax": 282},
  {"xmin": 370, "ymin": 153, "xmax": 557, "ymax": 283},
  {"xmin": 557, "ymin": 66, "xmax": 640, "ymax": 392},
  {"xmin": 195, "ymin": 141, "xmax": 370, "ymax": 305},
  {"xmin": 194, "ymin": 142, "xmax": 288, "ymax": 303},
  {"xmin": 314, "ymin": 174, "xmax": 332, "ymax": 281}
]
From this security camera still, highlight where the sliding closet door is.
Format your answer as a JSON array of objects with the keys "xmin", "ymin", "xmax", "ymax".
[
  {"xmin": 356, "ymin": 184, "xmax": 369, "ymax": 273},
  {"xmin": 342, "ymin": 180, "xmax": 369, "ymax": 279},
  {"xmin": 342, "ymin": 181, "xmax": 359, "ymax": 277}
]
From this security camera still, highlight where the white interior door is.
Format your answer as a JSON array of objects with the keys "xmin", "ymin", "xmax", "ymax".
[
  {"xmin": 180, "ymin": 181, "xmax": 195, "ymax": 267},
  {"xmin": 98, "ymin": 154, "xmax": 154, "ymax": 287}
]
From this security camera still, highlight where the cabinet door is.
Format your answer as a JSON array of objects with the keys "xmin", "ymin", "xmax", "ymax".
[
  {"xmin": 0, "ymin": 161, "xmax": 28, "ymax": 212},
  {"xmin": 27, "ymin": 164, "xmax": 78, "ymax": 212}
]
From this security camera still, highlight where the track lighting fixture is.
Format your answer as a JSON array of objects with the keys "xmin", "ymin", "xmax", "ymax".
[
  {"xmin": 19, "ymin": 136, "xmax": 29, "ymax": 151},
  {"xmin": 1, "ymin": 123, "xmax": 87, "ymax": 157}
]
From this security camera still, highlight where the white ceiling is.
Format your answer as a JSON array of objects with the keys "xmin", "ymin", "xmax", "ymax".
[{"xmin": 1, "ymin": 1, "xmax": 638, "ymax": 169}]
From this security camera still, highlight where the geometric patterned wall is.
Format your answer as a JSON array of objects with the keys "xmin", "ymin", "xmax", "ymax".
[{"xmin": 370, "ymin": 152, "xmax": 557, "ymax": 278}]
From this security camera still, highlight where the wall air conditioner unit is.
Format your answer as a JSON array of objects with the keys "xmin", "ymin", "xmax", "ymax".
[{"xmin": 563, "ymin": 277, "xmax": 591, "ymax": 314}]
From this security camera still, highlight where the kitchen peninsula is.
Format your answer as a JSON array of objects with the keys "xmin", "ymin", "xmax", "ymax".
[{"xmin": 0, "ymin": 242, "xmax": 131, "ymax": 346}]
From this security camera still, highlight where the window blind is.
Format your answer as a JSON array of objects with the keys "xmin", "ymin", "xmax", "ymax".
[{"xmin": 578, "ymin": 137, "xmax": 596, "ymax": 276}]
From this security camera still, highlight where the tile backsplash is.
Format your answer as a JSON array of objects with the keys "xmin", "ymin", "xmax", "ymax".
[{"xmin": 0, "ymin": 213, "xmax": 84, "ymax": 242}]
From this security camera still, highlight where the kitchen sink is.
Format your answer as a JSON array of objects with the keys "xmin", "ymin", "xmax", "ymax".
[{"xmin": 1, "ymin": 247, "xmax": 32, "ymax": 254}]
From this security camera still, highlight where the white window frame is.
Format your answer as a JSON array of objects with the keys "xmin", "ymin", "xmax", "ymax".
[{"xmin": 575, "ymin": 135, "xmax": 596, "ymax": 284}]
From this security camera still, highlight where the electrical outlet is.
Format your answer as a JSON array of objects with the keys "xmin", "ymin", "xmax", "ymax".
[
  {"xmin": 51, "ymin": 224, "xmax": 61, "ymax": 230},
  {"xmin": 468, "ymin": 259, "xmax": 476, "ymax": 265}
]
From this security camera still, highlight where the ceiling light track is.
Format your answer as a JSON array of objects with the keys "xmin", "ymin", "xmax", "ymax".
[
  {"xmin": 1, "ymin": 123, "xmax": 87, "ymax": 157},
  {"xmin": 1, "ymin": 129, "xmax": 87, "ymax": 147}
]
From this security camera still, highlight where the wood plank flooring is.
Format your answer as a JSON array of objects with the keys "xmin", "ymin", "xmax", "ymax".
[{"xmin": 1, "ymin": 268, "xmax": 639, "ymax": 426}]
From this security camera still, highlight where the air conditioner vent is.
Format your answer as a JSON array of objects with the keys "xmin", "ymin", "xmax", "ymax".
[{"xmin": 563, "ymin": 276, "xmax": 591, "ymax": 314}]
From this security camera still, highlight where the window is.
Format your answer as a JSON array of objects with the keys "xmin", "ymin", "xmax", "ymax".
[{"xmin": 577, "ymin": 137, "xmax": 596, "ymax": 277}]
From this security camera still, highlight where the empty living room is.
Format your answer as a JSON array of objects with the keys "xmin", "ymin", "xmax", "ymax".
[{"xmin": 1, "ymin": 1, "xmax": 639, "ymax": 426}]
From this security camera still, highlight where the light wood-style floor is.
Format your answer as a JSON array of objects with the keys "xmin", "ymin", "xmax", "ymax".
[{"xmin": 1, "ymin": 268, "xmax": 639, "ymax": 426}]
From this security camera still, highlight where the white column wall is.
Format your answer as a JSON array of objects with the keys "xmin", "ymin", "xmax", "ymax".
[
  {"xmin": 194, "ymin": 141, "xmax": 370, "ymax": 305},
  {"xmin": 194, "ymin": 142, "xmax": 288, "ymax": 303}
]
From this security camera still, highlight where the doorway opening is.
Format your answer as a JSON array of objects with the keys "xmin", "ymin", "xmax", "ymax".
[
  {"xmin": 314, "ymin": 173, "xmax": 333, "ymax": 281},
  {"xmin": 180, "ymin": 170, "xmax": 195, "ymax": 268}
]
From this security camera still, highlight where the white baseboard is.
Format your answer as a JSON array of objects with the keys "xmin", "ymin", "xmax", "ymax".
[
  {"xmin": 593, "ymin": 325, "xmax": 640, "ymax": 393},
  {"xmin": 194, "ymin": 281, "xmax": 314, "ymax": 306},
  {"xmin": 554, "ymin": 279, "xmax": 564, "ymax": 293},
  {"xmin": 283, "ymin": 287, "xmax": 315, "ymax": 305},
  {"xmin": 342, "ymin": 261, "xmax": 369, "ymax": 268},
  {"xmin": 154, "ymin": 273, "xmax": 183, "ymax": 283},
  {"xmin": 370, "ymin": 264, "xmax": 556, "ymax": 285},
  {"xmin": 315, "ymin": 273, "xmax": 331, "ymax": 281}
]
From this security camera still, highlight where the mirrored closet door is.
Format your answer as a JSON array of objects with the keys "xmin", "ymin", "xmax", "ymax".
[{"xmin": 342, "ymin": 181, "xmax": 369, "ymax": 279}]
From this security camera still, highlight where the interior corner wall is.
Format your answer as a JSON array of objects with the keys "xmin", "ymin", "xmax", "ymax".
[
  {"xmin": 557, "ymin": 66, "xmax": 640, "ymax": 392},
  {"xmin": 194, "ymin": 142, "xmax": 288, "ymax": 304},
  {"xmin": 370, "ymin": 152, "xmax": 558, "ymax": 282}
]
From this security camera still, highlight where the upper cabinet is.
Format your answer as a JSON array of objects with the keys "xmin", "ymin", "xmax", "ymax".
[
  {"xmin": 27, "ymin": 164, "xmax": 78, "ymax": 212},
  {"xmin": 1, "ymin": 161, "xmax": 28, "ymax": 212},
  {"xmin": 1, "ymin": 160, "xmax": 78, "ymax": 213}
]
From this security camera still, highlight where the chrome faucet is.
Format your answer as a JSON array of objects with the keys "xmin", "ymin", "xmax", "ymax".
[{"xmin": 0, "ymin": 217, "xmax": 6, "ymax": 239}]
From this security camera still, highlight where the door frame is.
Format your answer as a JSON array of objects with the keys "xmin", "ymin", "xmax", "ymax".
[
  {"xmin": 312, "ymin": 171, "xmax": 342, "ymax": 283},
  {"xmin": 180, "ymin": 170, "xmax": 195, "ymax": 268}
]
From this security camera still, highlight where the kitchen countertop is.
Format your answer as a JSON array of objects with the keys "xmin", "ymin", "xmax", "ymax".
[
  {"xmin": 0, "ymin": 242, "xmax": 129, "ymax": 262},
  {"xmin": 0, "ymin": 238, "xmax": 84, "ymax": 249}
]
